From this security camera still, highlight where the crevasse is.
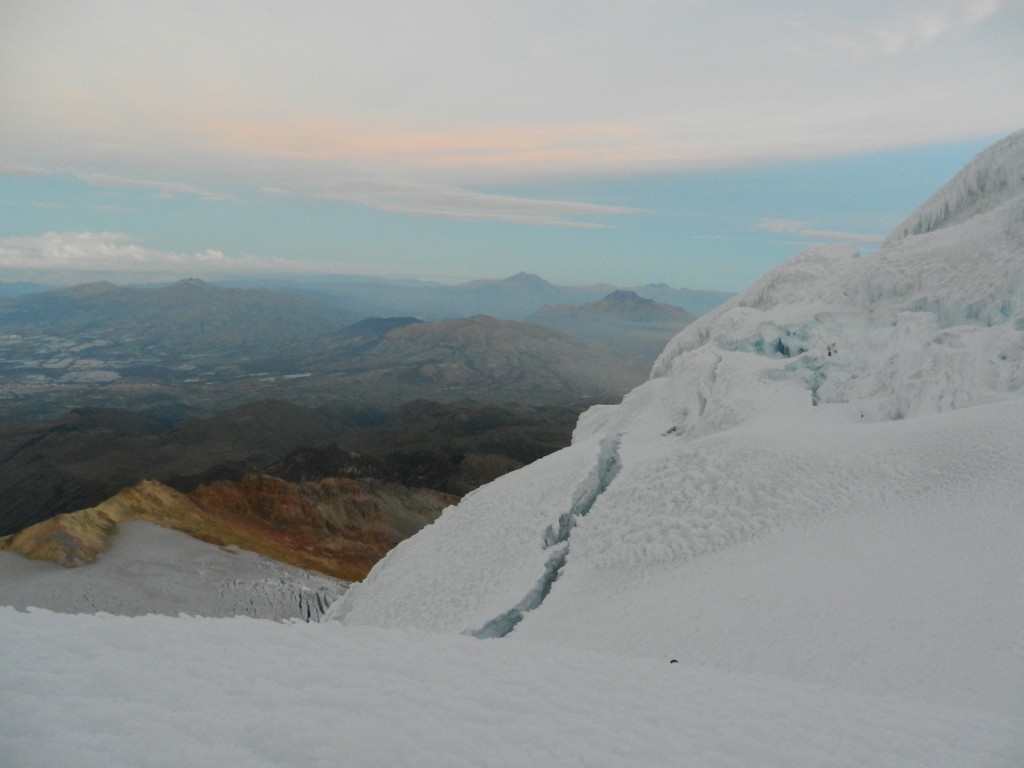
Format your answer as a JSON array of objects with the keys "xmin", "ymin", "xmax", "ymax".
[{"xmin": 468, "ymin": 435, "xmax": 622, "ymax": 639}]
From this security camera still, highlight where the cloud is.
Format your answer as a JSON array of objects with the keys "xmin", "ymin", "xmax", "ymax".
[
  {"xmin": 2, "ymin": 0, "xmax": 1020, "ymax": 218},
  {"xmin": 0, "ymin": 163, "xmax": 52, "ymax": 176},
  {"xmin": 76, "ymin": 173, "xmax": 235, "ymax": 202},
  {"xmin": 5, "ymin": 156, "xmax": 637, "ymax": 227},
  {"xmin": 824, "ymin": 1, "xmax": 1009, "ymax": 57},
  {"xmin": 203, "ymin": 117, "xmax": 658, "ymax": 174},
  {"xmin": 0, "ymin": 231, "xmax": 203, "ymax": 270},
  {"xmin": 0, "ymin": 232, "xmax": 265, "ymax": 274},
  {"xmin": 959, "ymin": 0, "xmax": 1008, "ymax": 23},
  {"xmin": 267, "ymin": 175, "xmax": 641, "ymax": 228},
  {"xmin": 0, "ymin": 231, "xmax": 457, "ymax": 281},
  {"xmin": 757, "ymin": 218, "xmax": 884, "ymax": 245}
]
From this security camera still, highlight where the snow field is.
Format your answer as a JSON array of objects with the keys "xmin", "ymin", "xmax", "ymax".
[
  {"xmin": 515, "ymin": 403, "xmax": 1024, "ymax": 714},
  {"xmin": 0, "ymin": 521, "xmax": 345, "ymax": 621},
  {"xmin": 1, "ymin": 607, "xmax": 1020, "ymax": 768},
  {"xmin": 332, "ymin": 436, "xmax": 606, "ymax": 634}
]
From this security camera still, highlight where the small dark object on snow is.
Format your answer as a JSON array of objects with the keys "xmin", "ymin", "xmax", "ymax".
[{"xmin": 669, "ymin": 659, "xmax": 678, "ymax": 664}]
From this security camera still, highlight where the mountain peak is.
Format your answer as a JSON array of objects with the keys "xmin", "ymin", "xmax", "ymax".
[
  {"xmin": 501, "ymin": 272, "xmax": 551, "ymax": 288},
  {"xmin": 577, "ymin": 290, "xmax": 695, "ymax": 322},
  {"xmin": 167, "ymin": 278, "xmax": 211, "ymax": 291},
  {"xmin": 595, "ymin": 289, "xmax": 651, "ymax": 306}
]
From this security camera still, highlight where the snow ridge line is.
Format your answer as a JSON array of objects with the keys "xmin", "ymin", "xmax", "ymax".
[{"xmin": 469, "ymin": 435, "xmax": 622, "ymax": 639}]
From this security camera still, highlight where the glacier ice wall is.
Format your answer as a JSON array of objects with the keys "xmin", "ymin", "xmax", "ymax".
[{"xmin": 885, "ymin": 128, "xmax": 1024, "ymax": 243}]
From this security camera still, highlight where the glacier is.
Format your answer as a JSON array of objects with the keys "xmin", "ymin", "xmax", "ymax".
[{"xmin": 332, "ymin": 130, "xmax": 1024, "ymax": 718}]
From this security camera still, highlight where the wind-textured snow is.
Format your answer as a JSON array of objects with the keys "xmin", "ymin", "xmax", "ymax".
[
  {"xmin": 5, "ymin": 130, "xmax": 1024, "ymax": 766},
  {"xmin": 2, "ymin": 608, "xmax": 1021, "ymax": 768}
]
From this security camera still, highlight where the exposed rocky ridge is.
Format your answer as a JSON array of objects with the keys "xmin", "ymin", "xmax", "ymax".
[{"xmin": 0, "ymin": 472, "xmax": 456, "ymax": 581}]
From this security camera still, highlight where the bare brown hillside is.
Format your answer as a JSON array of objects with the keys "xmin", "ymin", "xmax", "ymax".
[{"xmin": 1, "ymin": 474, "xmax": 456, "ymax": 581}]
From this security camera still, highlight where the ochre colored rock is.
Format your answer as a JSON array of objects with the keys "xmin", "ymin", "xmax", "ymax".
[{"xmin": 0, "ymin": 476, "xmax": 456, "ymax": 581}]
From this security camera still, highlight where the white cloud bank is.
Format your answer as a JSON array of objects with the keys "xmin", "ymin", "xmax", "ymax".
[
  {"xmin": 3, "ymin": 0, "xmax": 1021, "ymax": 182},
  {"xmin": 0, "ymin": 232, "xmax": 295, "ymax": 278}
]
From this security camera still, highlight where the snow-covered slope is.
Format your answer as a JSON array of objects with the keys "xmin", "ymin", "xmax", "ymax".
[
  {"xmin": 332, "ymin": 131, "xmax": 1024, "ymax": 719},
  {"xmin": 884, "ymin": 129, "xmax": 1024, "ymax": 243},
  {"xmin": 4, "ymin": 608, "xmax": 1020, "ymax": 768},
  {"xmin": 0, "ymin": 522, "xmax": 346, "ymax": 621}
]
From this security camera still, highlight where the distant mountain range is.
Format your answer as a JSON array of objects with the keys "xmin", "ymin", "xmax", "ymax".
[
  {"xmin": 221, "ymin": 271, "xmax": 733, "ymax": 321},
  {"xmin": 0, "ymin": 278, "xmax": 708, "ymax": 419}
]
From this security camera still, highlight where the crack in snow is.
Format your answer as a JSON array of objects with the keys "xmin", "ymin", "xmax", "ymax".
[{"xmin": 470, "ymin": 436, "xmax": 622, "ymax": 639}]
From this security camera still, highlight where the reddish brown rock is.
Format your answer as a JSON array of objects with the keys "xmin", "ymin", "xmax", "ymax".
[{"xmin": 0, "ymin": 475, "xmax": 456, "ymax": 581}]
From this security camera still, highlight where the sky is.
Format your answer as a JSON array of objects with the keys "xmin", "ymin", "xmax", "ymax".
[{"xmin": 1, "ymin": 0, "xmax": 1022, "ymax": 292}]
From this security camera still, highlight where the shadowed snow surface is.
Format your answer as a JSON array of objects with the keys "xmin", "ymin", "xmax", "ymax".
[{"xmin": 2, "ymin": 609, "xmax": 1021, "ymax": 768}]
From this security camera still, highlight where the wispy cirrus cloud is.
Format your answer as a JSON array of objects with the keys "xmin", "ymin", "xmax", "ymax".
[
  {"xmin": 265, "ymin": 175, "xmax": 641, "ymax": 228},
  {"xmin": 757, "ymin": 218, "xmax": 883, "ymax": 245},
  {"xmin": 76, "ymin": 173, "xmax": 235, "ymax": 202},
  {"xmin": 823, "ymin": 0, "xmax": 1009, "ymax": 57},
  {"xmin": 6, "ymin": 159, "xmax": 638, "ymax": 227},
  {"xmin": 0, "ymin": 163, "xmax": 52, "ymax": 176}
]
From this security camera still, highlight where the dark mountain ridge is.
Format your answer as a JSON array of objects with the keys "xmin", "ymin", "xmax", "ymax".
[{"xmin": 0, "ymin": 398, "xmax": 580, "ymax": 536}]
